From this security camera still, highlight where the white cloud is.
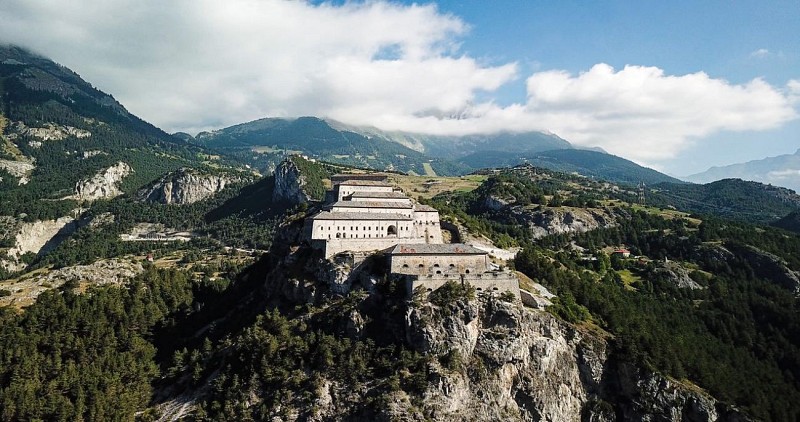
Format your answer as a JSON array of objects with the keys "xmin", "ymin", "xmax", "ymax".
[
  {"xmin": 0, "ymin": 0, "xmax": 797, "ymax": 166},
  {"xmin": 767, "ymin": 169, "xmax": 800, "ymax": 179},
  {"xmin": 750, "ymin": 48, "xmax": 771, "ymax": 58}
]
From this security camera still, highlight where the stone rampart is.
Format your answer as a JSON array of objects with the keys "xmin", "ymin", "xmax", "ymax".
[{"xmin": 407, "ymin": 271, "xmax": 521, "ymax": 300}]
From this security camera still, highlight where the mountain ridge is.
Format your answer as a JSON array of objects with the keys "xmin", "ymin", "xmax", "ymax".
[{"xmin": 687, "ymin": 148, "xmax": 800, "ymax": 193}]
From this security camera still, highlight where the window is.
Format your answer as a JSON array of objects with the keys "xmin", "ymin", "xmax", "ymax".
[
  {"xmin": 418, "ymin": 264, "xmax": 424, "ymax": 268},
  {"xmin": 465, "ymin": 269, "xmax": 470, "ymax": 274},
  {"xmin": 402, "ymin": 264, "xmax": 409, "ymax": 268},
  {"xmin": 433, "ymin": 264, "xmax": 440, "ymax": 268}
]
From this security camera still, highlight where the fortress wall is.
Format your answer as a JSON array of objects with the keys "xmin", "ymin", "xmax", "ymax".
[
  {"xmin": 310, "ymin": 218, "xmax": 417, "ymax": 241},
  {"xmin": 406, "ymin": 272, "xmax": 521, "ymax": 299},
  {"xmin": 390, "ymin": 254, "xmax": 487, "ymax": 275},
  {"xmin": 320, "ymin": 237, "xmax": 426, "ymax": 258},
  {"xmin": 336, "ymin": 185, "xmax": 394, "ymax": 201}
]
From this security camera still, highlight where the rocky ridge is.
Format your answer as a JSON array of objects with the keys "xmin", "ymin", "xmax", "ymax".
[
  {"xmin": 228, "ymin": 218, "xmax": 746, "ymax": 421},
  {"xmin": 508, "ymin": 206, "xmax": 618, "ymax": 239},
  {"xmin": 2, "ymin": 215, "xmax": 77, "ymax": 272},
  {"xmin": 72, "ymin": 161, "xmax": 132, "ymax": 201},
  {"xmin": 138, "ymin": 168, "xmax": 241, "ymax": 205},
  {"xmin": 272, "ymin": 157, "xmax": 313, "ymax": 204}
]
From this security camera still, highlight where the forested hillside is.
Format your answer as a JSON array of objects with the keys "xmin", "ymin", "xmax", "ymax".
[{"xmin": 425, "ymin": 170, "xmax": 800, "ymax": 421}]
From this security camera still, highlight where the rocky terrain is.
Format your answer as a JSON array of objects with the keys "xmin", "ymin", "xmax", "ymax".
[
  {"xmin": 0, "ymin": 258, "xmax": 144, "ymax": 307},
  {"xmin": 2, "ymin": 215, "xmax": 77, "ymax": 272},
  {"xmin": 272, "ymin": 158, "xmax": 313, "ymax": 204},
  {"xmin": 72, "ymin": 161, "xmax": 133, "ymax": 201},
  {"xmin": 509, "ymin": 206, "xmax": 619, "ymax": 239},
  {"xmin": 139, "ymin": 168, "xmax": 243, "ymax": 205}
]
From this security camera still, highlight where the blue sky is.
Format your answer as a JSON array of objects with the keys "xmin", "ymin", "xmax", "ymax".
[
  {"xmin": 1, "ymin": 0, "xmax": 798, "ymax": 176},
  {"xmin": 427, "ymin": 0, "xmax": 800, "ymax": 175}
]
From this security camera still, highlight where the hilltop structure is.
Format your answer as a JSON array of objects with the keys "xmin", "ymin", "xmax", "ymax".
[{"xmin": 304, "ymin": 174, "xmax": 520, "ymax": 298}]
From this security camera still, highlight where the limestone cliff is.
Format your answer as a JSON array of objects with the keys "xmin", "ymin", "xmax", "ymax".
[
  {"xmin": 249, "ymin": 221, "xmax": 743, "ymax": 421},
  {"xmin": 73, "ymin": 161, "xmax": 132, "ymax": 201},
  {"xmin": 2, "ymin": 215, "xmax": 76, "ymax": 272},
  {"xmin": 138, "ymin": 168, "xmax": 241, "ymax": 205},
  {"xmin": 398, "ymin": 297, "xmax": 730, "ymax": 421},
  {"xmin": 272, "ymin": 158, "xmax": 313, "ymax": 205},
  {"xmin": 508, "ymin": 206, "xmax": 618, "ymax": 239}
]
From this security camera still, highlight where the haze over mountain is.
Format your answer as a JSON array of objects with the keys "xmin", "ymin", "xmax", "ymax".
[{"xmin": 687, "ymin": 148, "xmax": 800, "ymax": 193}]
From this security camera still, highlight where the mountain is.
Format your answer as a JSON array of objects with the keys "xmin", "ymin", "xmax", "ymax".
[
  {"xmin": 686, "ymin": 148, "xmax": 800, "ymax": 193},
  {"xmin": 196, "ymin": 116, "xmax": 681, "ymax": 186},
  {"xmin": 326, "ymin": 119, "xmax": 574, "ymax": 157},
  {"xmin": 774, "ymin": 210, "xmax": 800, "ymax": 233},
  {"xmin": 190, "ymin": 116, "xmax": 469, "ymax": 176},
  {"xmin": 650, "ymin": 178, "xmax": 800, "ymax": 223},
  {"xmin": 0, "ymin": 45, "xmax": 251, "ymax": 274},
  {"xmin": 461, "ymin": 148, "xmax": 683, "ymax": 185}
]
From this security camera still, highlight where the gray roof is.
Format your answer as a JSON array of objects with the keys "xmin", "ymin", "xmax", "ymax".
[
  {"xmin": 350, "ymin": 191, "xmax": 409, "ymax": 199},
  {"xmin": 311, "ymin": 211, "xmax": 413, "ymax": 221},
  {"xmin": 388, "ymin": 243, "xmax": 487, "ymax": 255},
  {"xmin": 337, "ymin": 180, "xmax": 394, "ymax": 187},
  {"xmin": 414, "ymin": 204, "xmax": 438, "ymax": 212},
  {"xmin": 329, "ymin": 201, "xmax": 413, "ymax": 209}
]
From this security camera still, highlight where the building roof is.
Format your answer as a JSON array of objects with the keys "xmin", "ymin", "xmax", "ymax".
[
  {"xmin": 350, "ymin": 191, "xmax": 409, "ymax": 199},
  {"xmin": 337, "ymin": 180, "xmax": 394, "ymax": 187},
  {"xmin": 310, "ymin": 211, "xmax": 414, "ymax": 221},
  {"xmin": 414, "ymin": 204, "xmax": 438, "ymax": 212},
  {"xmin": 329, "ymin": 201, "xmax": 413, "ymax": 209},
  {"xmin": 331, "ymin": 173, "xmax": 389, "ymax": 183},
  {"xmin": 388, "ymin": 243, "xmax": 487, "ymax": 255}
]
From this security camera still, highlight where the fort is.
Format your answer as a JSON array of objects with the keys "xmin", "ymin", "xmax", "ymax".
[{"xmin": 304, "ymin": 174, "xmax": 521, "ymax": 299}]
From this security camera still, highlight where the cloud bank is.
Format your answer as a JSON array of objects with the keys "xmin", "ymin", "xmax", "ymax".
[{"xmin": 0, "ymin": 0, "xmax": 797, "ymax": 165}]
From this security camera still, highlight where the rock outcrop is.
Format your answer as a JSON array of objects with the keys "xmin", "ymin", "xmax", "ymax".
[
  {"xmin": 13, "ymin": 121, "xmax": 91, "ymax": 141},
  {"xmin": 73, "ymin": 161, "xmax": 132, "ymax": 201},
  {"xmin": 725, "ymin": 242, "xmax": 800, "ymax": 293},
  {"xmin": 653, "ymin": 262, "xmax": 704, "ymax": 290},
  {"xmin": 508, "ymin": 206, "xmax": 618, "ymax": 239},
  {"xmin": 139, "ymin": 168, "xmax": 239, "ymax": 205},
  {"xmin": 0, "ymin": 158, "xmax": 35, "ymax": 185},
  {"xmin": 397, "ymin": 296, "xmax": 730, "ymax": 421},
  {"xmin": 272, "ymin": 158, "xmax": 312, "ymax": 205},
  {"xmin": 3, "ymin": 216, "xmax": 76, "ymax": 272}
]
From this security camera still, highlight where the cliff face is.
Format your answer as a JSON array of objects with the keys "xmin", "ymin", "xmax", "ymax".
[
  {"xmin": 73, "ymin": 161, "xmax": 132, "ymax": 201},
  {"xmin": 247, "ymin": 220, "xmax": 741, "ymax": 421},
  {"xmin": 139, "ymin": 168, "xmax": 240, "ymax": 205},
  {"xmin": 2, "ymin": 215, "xmax": 76, "ymax": 272},
  {"xmin": 398, "ymin": 297, "xmax": 726, "ymax": 421},
  {"xmin": 509, "ymin": 206, "xmax": 618, "ymax": 239},
  {"xmin": 272, "ymin": 158, "xmax": 312, "ymax": 205}
]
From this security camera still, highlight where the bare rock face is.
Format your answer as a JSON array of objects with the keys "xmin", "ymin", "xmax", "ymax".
[
  {"xmin": 509, "ymin": 206, "xmax": 617, "ymax": 239},
  {"xmin": 139, "ymin": 168, "xmax": 239, "ymax": 205},
  {"xmin": 2, "ymin": 216, "xmax": 76, "ymax": 272},
  {"xmin": 0, "ymin": 159, "xmax": 35, "ymax": 185},
  {"xmin": 273, "ymin": 158, "xmax": 312, "ymax": 205},
  {"xmin": 653, "ymin": 262, "xmax": 704, "ymax": 290},
  {"xmin": 73, "ymin": 161, "xmax": 132, "ymax": 201},
  {"xmin": 400, "ymin": 297, "xmax": 733, "ymax": 421}
]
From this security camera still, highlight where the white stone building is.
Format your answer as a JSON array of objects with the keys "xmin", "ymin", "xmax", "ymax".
[{"xmin": 304, "ymin": 174, "xmax": 519, "ymax": 299}]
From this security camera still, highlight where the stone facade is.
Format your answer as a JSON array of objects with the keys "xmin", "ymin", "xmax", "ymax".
[
  {"xmin": 304, "ymin": 174, "xmax": 520, "ymax": 299},
  {"xmin": 406, "ymin": 271, "xmax": 521, "ymax": 299},
  {"xmin": 388, "ymin": 244, "xmax": 487, "ymax": 275}
]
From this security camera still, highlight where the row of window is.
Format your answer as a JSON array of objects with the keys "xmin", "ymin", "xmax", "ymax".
[{"xmin": 320, "ymin": 225, "xmax": 407, "ymax": 231}]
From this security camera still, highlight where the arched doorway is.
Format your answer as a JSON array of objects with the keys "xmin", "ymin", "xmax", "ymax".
[{"xmin": 387, "ymin": 225, "xmax": 397, "ymax": 236}]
